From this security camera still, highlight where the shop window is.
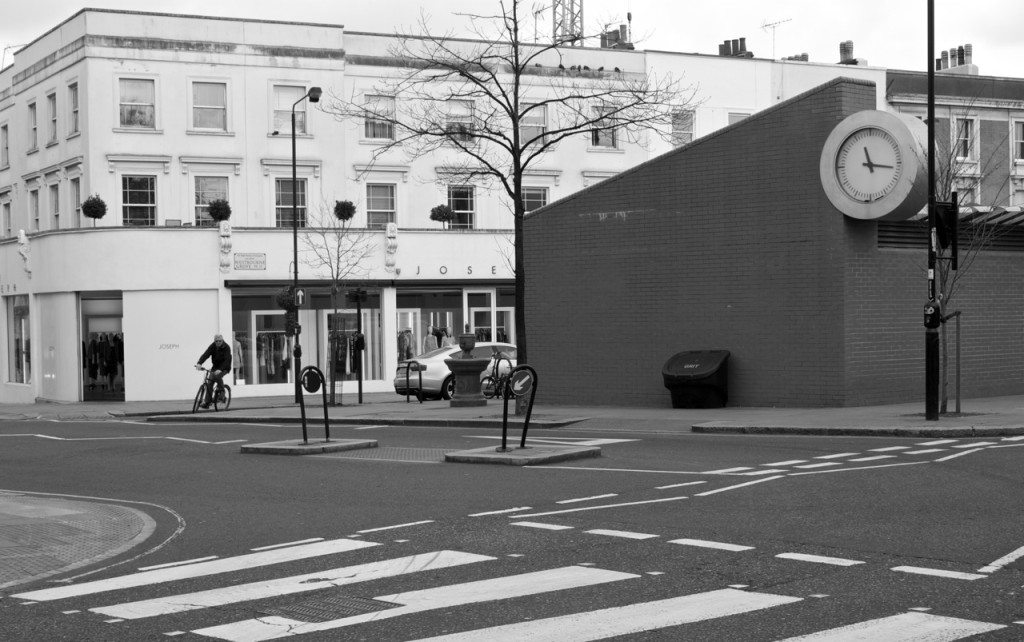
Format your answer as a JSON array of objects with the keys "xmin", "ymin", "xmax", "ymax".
[
  {"xmin": 520, "ymin": 104, "xmax": 546, "ymax": 146},
  {"xmin": 122, "ymin": 175, "xmax": 156, "ymax": 226},
  {"xmin": 447, "ymin": 185, "xmax": 475, "ymax": 229},
  {"xmin": 446, "ymin": 100, "xmax": 474, "ymax": 142},
  {"xmin": 591, "ymin": 105, "xmax": 617, "ymax": 148},
  {"xmin": 68, "ymin": 83, "xmax": 79, "ymax": 135},
  {"xmin": 275, "ymin": 178, "xmax": 306, "ymax": 228},
  {"xmin": 671, "ymin": 109, "xmax": 694, "ymax": 147},
  {"xmin": 7, "ymin": 295, "xmax": 30, "ymax": 384},
  {"xmin": 364, "ymin": 95, "xmax": 394, "ymax": 140},
  {"xmin": 273, "ymin": 85, "xmax": 308, "ymax": 135},
  {"xmin": 195, "ymin": 176, "xmax": 228, "ymax": 227},
  {"xmin": 366, "ymin": 183, "xmax": 395, "ymax": 229},
  {"xmin": 47, "ymin": 93, "xmax": 57, "ymax": 144},
  {"xmin": 192, "ymin": 82, "xmax": 227, "ymax": 131},
  {"xmin": 119, "ymin": 78, "xmax": 156, "ymax": 129},
  {"xmin": 522, "ymin": 187, "xmax": 547, "ymax": 212}
]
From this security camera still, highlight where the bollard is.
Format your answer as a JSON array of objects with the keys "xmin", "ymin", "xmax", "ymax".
[
  {"xmin": 298, "ymin": 366, "xmax": 331, "ymax": 443},
  {"xmin": 498, "ymin": 365, "xmax": 537, "ymax": 452},
  {"xmin": 403, "ymin": 361, "xmax": 423, "ymax": 403}
]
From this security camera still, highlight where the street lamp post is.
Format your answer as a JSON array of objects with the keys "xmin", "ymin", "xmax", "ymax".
[{"xmin": 291, "ymin": 86, "xmax": 322, "ymax": 403}]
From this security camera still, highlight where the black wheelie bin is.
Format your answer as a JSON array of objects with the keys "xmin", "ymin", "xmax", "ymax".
[{"xmin": 662, "ymin": 350, "xmax": 731, "ymax": 408}]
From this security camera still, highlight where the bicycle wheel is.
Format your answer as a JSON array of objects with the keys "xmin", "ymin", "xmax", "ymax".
[
  {"xmin": 481, "ymin": 376, "xmax": 497, "ymax": 399},
  {"xmin": 214, "ymin": 385, "xmax": 231, "ymax": 411},
  {"xmin": 192, "ymin": 384, "xmax": 207, "ymax": 413}
]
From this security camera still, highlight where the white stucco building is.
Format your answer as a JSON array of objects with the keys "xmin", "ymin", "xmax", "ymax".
[{"xmin": 0, "ymin": 9, "xmax": 886, "ymax": 402}]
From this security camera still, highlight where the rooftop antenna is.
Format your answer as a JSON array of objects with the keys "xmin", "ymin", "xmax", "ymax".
[
  {"xmin": 2, "ymin": 44, "xmax": 27, "ymax": 69},
  {"xmin": 552, "ymin": 0, "xmax": 583, "ymax": 46},
  {"xmin": 761, "ymin": 18, "xmax": 791, "ymax": 58},
  {"xmin": 532, "ymin": 3, "xmax": 550, "ymax": 44}
]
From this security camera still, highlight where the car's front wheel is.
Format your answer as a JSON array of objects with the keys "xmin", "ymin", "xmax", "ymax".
[{"xmin": 441, "ymin": 375, "xmax": 455, "ymax": 400}]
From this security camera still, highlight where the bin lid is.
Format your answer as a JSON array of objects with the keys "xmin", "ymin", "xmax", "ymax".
[{"xmin": 662, "ymin": 350, "xmax": 730, "ymax": 379}]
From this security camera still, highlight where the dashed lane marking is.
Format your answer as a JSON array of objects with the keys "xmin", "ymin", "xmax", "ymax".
[
  {"xmin": 903, "ymin": 449, "xmax": 946, "ymax": 455},
  {"xmin": 952, "ymin": 442, "xmax": 997, "ymax": 448},
  {"xmin": 793, "ymin": 462, "xmax": 841, "ymax": 469},
  {"xmin": 777, "ymin": 553, "xmax": 865, "ymax": 567},
  {"xmin": 655, "ymin": 481, "xmax": 707, "ymax": 490},
  {"xmin": 934, "ymin": 448, "xmax": 984, "ymax": 462},
  {"xmin": 977, "ymin": 543, "xmax": 1024, "ymax": 574},
  {"xmin": 693, "ymin": 476, "xmax": 784, "ymax": 496},
  {"xmin": 701, "ymin": 467, "xmax": 753, "ymax": 474},
  {"xmin": 511, "ymin": 522, "xmax": 573, "ymax": 531},
  {"xmin": 512, "ymin": 496, "xmax": 690, "ymax": 518},
  {"xmin": 813, "ymin": 453, "xmax": 860, "ymax": 459},
  {"xmin": 847, "ymin": 455, "xmax": 896, "ymax": 462},
  {"xmin": 556, "ymin": 494, "xmax": 618, "ymax": 504},
  {"xmin": 763, "ymin": 460, "xmax": 807, "ymax": 466},
  {"xmin": 739, "ymin": 469, "xmax": 787, "ymax": 476},
  {"xmin": 356, "ymin": 520, "xmax": 434, "ymax": 533},
  {"xmin": 917, "ymin": 439, "xmax": 959, "ymax": 446},
  {"xmin": 250, "ymin": 538, "xmax": 324, "ymax": 552},
  {"xmin": 468, "ymin": 507, "xmax": 532, "ymax": 517},
  {"xmin": 585, "ymin": 529, "xmax": 659, "ymax": 540},
  {"xmin": 669, "ymin": 538, "xmax": 754, "ymax": 552},
  {"xmin": 138, "ymin": 556, "xmax": 218, "ymax": 571},
  {"xmin": 870, "ymin": 446, "xmax": 910, "ymax": 452},
  {"xmin": 775, "ymin": 612, "xmax": 1003, "ymax": 640},
  {"xmin": 891, "ymin": 566, "xmax": 987, "ymax": 580}
]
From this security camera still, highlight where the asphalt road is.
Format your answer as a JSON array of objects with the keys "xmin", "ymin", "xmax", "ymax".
[{"xmin": 1, "ymin": 417, "xmax": 1022, "ymax": 640}]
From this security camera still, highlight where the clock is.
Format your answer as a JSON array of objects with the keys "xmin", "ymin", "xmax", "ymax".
[{"xmin": 819, "ymin": 110, "xmax": 928, "ymax": 221}]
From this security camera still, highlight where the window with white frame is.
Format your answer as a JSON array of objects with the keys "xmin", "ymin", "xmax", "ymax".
[
  {"xmin": 273, "ymin": 85, "xmax": 309, "ymax": 135},
  {"xmin": 366, "ymin": 183, "xmax": 396, "ymax": 229},
  {"xmin": 70, "ymin": 177, "xmax": 81, "ymax": 224},
  {"xmin": 49, "ymin": 183, "xmax": 59, "ymax": 229},
  {"xmin": 1014, "ymin": 121, "xmax": 1024, "ymax": 162},
  {"xmin": 1, "ymin": 199, "xmax": 10, "ymax": 237},
  {"xmin": 671, "ymin": 109, "xmax": 695, "ymax": 147},
  {"xmin": 7, "ymin": 294, "xmax": 31, "ymax": 384},
  {"xmin": 728, "ymin": 112, "xmax": 750, "ymax": 125},
  {"xmin": 446, "ymin": 100, "xmax": 474, "ymax": 142},
  {"xmin": 122, "ymin": 175, "xmax": 156, "ymax": 226},
  {"xmin": 119, "ymin": 79, "xmax": 156, "ymax": 129},
  {"xmin": 275, "ymin": 178, "xmax": 306, "ymax": 227},
  {"xmin": 29, "ymin": 189, "xmax": 39, "ymax": 230},
  {"xmin": 47, "ymin": 93, "xmax": 57, "ymax": 144},
  {"xmin": 447, "ymin": 185, "xmax": 475, "ymax": 228},
  {"xmin": 954, "ymin": 118, "xmax": 975, "ymax": 160},
  {"xmin": 192, "ymin": 82, "xmax": 227, "ymax": 131},
  {"xmin": 0, "ymin": 124, "xmax": 8, "ymax": 166},
  {"xmin": 68, "ymin": 83, "xmax": 79, "ymax": 135},
  {"xmin": 591, "ymin": 105, "xmax": 617, "ymax": 148},
  {"xmin": 364, "ymin": 95, "xmax": 395, "ymax": 139},
  {"xmin": 28, "ymin": 103, "xmax": 37, "ymax": 150},
  {"xmin": 520, "ymin": 104, "xmax": 546, "ymax": 146},
  {"xmin": 194, "ymin": 176, "xmax": 228, "ymax": 227},
  {"xmin": 522, "ymin": 187, "xmax": 548, "ymax": 212}
]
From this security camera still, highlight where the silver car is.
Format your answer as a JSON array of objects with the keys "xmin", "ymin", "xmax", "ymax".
[{"xmin": 394, "ymin": 342, "xmax": 517, "ymax": 400}]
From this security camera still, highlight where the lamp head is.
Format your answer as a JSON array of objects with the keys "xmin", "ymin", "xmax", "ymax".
[{"xmin": 308, "ymin": 86, "xmax": 322, "ymax": 103}]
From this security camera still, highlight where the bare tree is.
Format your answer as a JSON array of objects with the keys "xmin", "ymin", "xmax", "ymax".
[
  {"xmin": 322, "ymin": 0, "xmax": 697, "ymax": 384},
  {"xmin": 300, "ymin": 200, "xmax": 377, "ymax": 403}
]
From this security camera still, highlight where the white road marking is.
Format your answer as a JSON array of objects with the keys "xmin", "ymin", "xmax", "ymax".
[
  {"xmin": 138, "ymin": 556, "xmax": 218, "ymax": 571},
  {"xmin": 468, "ymin": 507, "xmax": 532, "ymax": 517},
  {"xmin": 91, "ymin": 551, "xmax": 494, "ymax": 620},
  {"xmin": 164, "ymin": 437, "xmax": 212, "ymax": 444},
  {"xmin": 557, "ymin": 493, "xmax": 618, "ymax": 504},
  {"xmin": 777, "ymin": 553, "xmax": 864, "ymax": 567},
  {"xmin": 512, "ymin": 496, "xmax": 688, "ymax": 518},
  {"xmin": 847, "ymin": 455, "xmax": 896, "ymax": 462},
  {"xmin": 702, "ymin": 467, "xmax": 753, "ymax": 474},
  {"xmin": 192, "ymin": 566, "xmax": 639, "ymax": 641},
  {"xmin": 531, "ymin": 465, "xmax": 703, "ymax": 474},
  {"xmin": 934, "ymin": 448, "xmax": 984, "ymax": 462},
  {"xmin": 1002, "ymin": 435, "xmax": 1024, "ymax": 441},
  {"xmin": 250, "ymin": 538, "xmax": 324, "ymax": 552},
  {"xmin": 793, "ymin": 462, "xmax": 841, "ymax": 469},
  {"xmin": 412, "ymin": 588, "xmax": 802, "ymax": 641},
  {"xmin": 763, "ymin": 460, "xmax": 807, "ymax": 466},
  {"xmin": 952, "ymin": 441, "xmax": 997, "ymax": 448},
  {"xmin": 788, "ymin": 462, "xmax": 928, "ymax": 476},
  {"xmin": 891, "ymin": 566, "xmax": 987, "ymax": 580},
  {"xmin": 467, "ymin": 436, "xmax": 639, "ymax": 446},
  {"xmin": 585, "ymin": 529, "xmax": 659, "ymax": 540},
  {"xmin": 655, "ymin": 481, "xmax": 707, "ymax": 489},
  {"xmin": 669, "ymin": 538, "xmax": 754, "ymax": 552},
  {"xmin": 356, "ymin": 520, "xmax": 433, "ymax": 533},
  {"xmin": 917, "ymin": 439, "xmax": 959, "ymax": 446},
  {"xmin": 740, "ymin": 469, "xmax": 787, "ymax": 476},
  {"xmin": 776, "ymin": 611, "xmax": 1003, "ymax": 640},
  {"xmin": 904, "ymin": 448, "xmax": 946, "ymax": 455},
  {"xmin": 11, "ymin": 538, "xmax": 377, "ymax": 601},
  {"xmin": 352, "ymin": 425, "xmax": 388, "ymax": 430},
  {"xmin": 694, "ymin": 476, "xmax": 784, "ymax": 496},
  {"xmin": 813, "ymin": 453, "xmax": 860, "ymax": 459},
  {"xmin": 977, "ymin": 543, "xmax": 1024, "ymax": 574},
  {"xmin": 870, "ymin": 446, "xmax": 910, "ymax": 452},
  {"xmin": 212, "ymin": 440, "xmax": 247, "ymax": 445},
  {"xmin": 512, "ymin": 521, "xmax": 573, "ymax": 531}
]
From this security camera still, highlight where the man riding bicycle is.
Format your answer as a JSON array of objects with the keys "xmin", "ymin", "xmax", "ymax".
[{"xmin": 196, "ymin": 333, "xmax": 232, "ymax": 409}]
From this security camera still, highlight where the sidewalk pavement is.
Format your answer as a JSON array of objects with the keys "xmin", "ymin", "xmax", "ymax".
[{"xmin": 2, "ymin": 392, "xmax": 1023, "ymax": 592}]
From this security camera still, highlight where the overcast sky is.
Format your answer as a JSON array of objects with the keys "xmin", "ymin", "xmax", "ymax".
[{"xmin": 1, "ymin": 0, "xmax": 1020, "ymax": 78}]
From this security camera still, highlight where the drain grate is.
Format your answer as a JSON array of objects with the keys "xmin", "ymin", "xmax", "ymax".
[
  {"xmin": 326, "ymin": 447, "xmax": 447, "ymax": 463},
  {"xmin": 261, "ymin": 593, "xmax": 401, "ymax": 622}
]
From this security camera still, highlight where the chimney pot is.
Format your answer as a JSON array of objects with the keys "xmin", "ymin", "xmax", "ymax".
[
  {"xmin": 731, "ymin": 39, "xmax": 740, "ymax": 55},
  {"xmin": 940, "ymin": 50, "xmax": 949, "ymax": 69},
  {"xmin": 964, "ymin": 43, "xmax": 973, "ymax": 64},
  {"xmin": 739, "ymin": 37, "xmax": 746, "ymax": 52},
  {"xmin": 957, "ymin": 45, "xmax": 965, "ymax": 65},
  {"xmin": 719, "ymin": 43, "xmax": 728, "ymax": 56}
]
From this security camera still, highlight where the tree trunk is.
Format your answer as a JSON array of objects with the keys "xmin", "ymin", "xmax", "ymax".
[
  {"xmin": 939, "ymin": 320, "xmax": 949, "ymax": 413},
  {"xmin": 513, "ymin": 204, "xmax": 528, "ymax": 416}
]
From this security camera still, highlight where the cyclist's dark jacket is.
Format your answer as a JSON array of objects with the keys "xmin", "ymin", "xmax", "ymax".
[{"xmin": 198, "ymin": 341, "xmax": 232, "ymax": 371}]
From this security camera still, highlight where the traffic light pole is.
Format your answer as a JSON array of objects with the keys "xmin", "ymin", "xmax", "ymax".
[{"xmin": 925, "ymin": 0, "xmax": 939, "ymax": 421}]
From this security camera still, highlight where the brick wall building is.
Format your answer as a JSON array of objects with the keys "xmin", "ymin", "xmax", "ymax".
[{"xmin": 524, "ymin": 78, "xmax": 1024, "ymax": 407}]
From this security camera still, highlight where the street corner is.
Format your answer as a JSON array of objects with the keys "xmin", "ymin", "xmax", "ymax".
[
  {"xmin": 0, "ymin": 492, "xmax": 156, "ymax": 591},
  {"xmin": 443, "ymin": 444, "xmax": 601, "ymax": 466},
  {"xmin": 240, "ymin": 439, "xmax": 379, "ymax": 455}
]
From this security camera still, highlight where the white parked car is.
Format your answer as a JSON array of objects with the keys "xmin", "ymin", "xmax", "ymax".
[{"xmin": 393, "ymin": 342, "xmax": 517, "ymax": 400}]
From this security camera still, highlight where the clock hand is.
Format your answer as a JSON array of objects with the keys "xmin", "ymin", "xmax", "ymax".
[
  {"xmin": 871, "ymin": 163, "xmax": 894, "ymax": 169},
  {"xmin": 862, "ymin": 147, "xmax": 875, "ymax": 173}
]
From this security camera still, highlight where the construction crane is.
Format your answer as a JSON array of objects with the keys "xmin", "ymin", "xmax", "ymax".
[
  {"xmin": 761, "ymin": 18, "xmax": 791, "ymax": 59},
  {"xmin": 552, "ymin": 0, "xmax": 583, "ymax": 46}
]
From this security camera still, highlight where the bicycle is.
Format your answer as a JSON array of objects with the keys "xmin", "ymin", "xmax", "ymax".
[
  {"xmin": 480, "ymin": 354, "xmax": 514, "ymax": 400},
  {"xmin": 192, "ymin": 367, "xmax": 232, "ymax": 412}
]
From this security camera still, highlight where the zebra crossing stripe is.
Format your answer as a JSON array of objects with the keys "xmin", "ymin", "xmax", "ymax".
[
  {"xmin": 12, "ymin": 538, "xmax": 378, "ymax": 602},
  {"xmin": 90, "ymin": 550, "xmax": 496, "ymax": 620},
  {"xmin": 192, "ymin": 565, "xmax": 639, "ymax": 641},
  {"xmin": 413, "ymin": 588, "xmax": 802, "ymax": 640},
  {"xmin": 776, "ymin": 611, "xmax": 1004, "ymax": 640}
]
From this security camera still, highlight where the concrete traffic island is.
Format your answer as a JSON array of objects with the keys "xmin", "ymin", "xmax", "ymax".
[
  {"xmin": 241, "ymin": 439, "xmax": 378, "ymax": 455},
  {"xmin": 444, "ymin": 444, "xmax": 600, "ymax": 466}
]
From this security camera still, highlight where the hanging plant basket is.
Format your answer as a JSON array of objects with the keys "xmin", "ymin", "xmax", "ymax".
[
  {"xmin": 82, "ymin": 195, "xmax": 107, "ymax": 220},
  {"xmin": 334, "ymin": 200, "xmax": 356, "ymax": 221},
  {"xmin": 275, "ymin": 286, "xmax": 298, "ymax": 311},
  {"xmin": 208, "ymin": 199, "xmax": 232, "ymax": 222},
  {"xmin": 429, "ymin": 204, "xmax": 455, "ymax": 225}
]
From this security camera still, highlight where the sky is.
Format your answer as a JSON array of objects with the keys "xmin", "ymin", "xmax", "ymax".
[{"xmin": 1, "ymin": 0, "xmax": 1021, "ymax": 78}]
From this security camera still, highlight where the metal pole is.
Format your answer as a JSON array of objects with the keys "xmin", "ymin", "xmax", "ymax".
[
  {"xmin": 925, "ymin": 0, "xmax": 939, "ymax": 421},
  {"xmin": 356, "ymin": 295, "xmax": 364, "ymax": 404},
  {"xmin": 291, "ymin": 108, "xmax": 302, "ymax": 404}
]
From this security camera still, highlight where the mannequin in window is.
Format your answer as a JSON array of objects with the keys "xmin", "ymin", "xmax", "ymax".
[
  {"xmin": 423, "ymin": 324, "xmax": 438, "ymax": 353},
  {"xmin": 232, "ymin": 334, "xmax": 243, "ymax": 381}
]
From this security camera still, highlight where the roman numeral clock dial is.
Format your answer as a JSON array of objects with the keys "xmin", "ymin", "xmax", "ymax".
[{"xmin": 819, "ymin": 110, "xmax": 928, "ymax": 221}]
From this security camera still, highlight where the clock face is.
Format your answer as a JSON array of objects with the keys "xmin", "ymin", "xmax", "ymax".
[{"xmin": 835, "ymin": 127, "xmax": 904, "ymax": 203}]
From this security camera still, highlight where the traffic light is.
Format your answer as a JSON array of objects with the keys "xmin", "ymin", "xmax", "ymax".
[{"xmin": 934, "ymin": 192, "xmax": 958, "ymax": 270}]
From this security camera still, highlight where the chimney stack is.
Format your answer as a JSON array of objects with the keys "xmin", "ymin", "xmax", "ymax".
[
  {"xmin": 938, "ymin": 43, "xmax": 978, "ymax": 75},
  {"xmin": 718, "ymin": 37, "xmax": 753, "ymax": 57}
]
